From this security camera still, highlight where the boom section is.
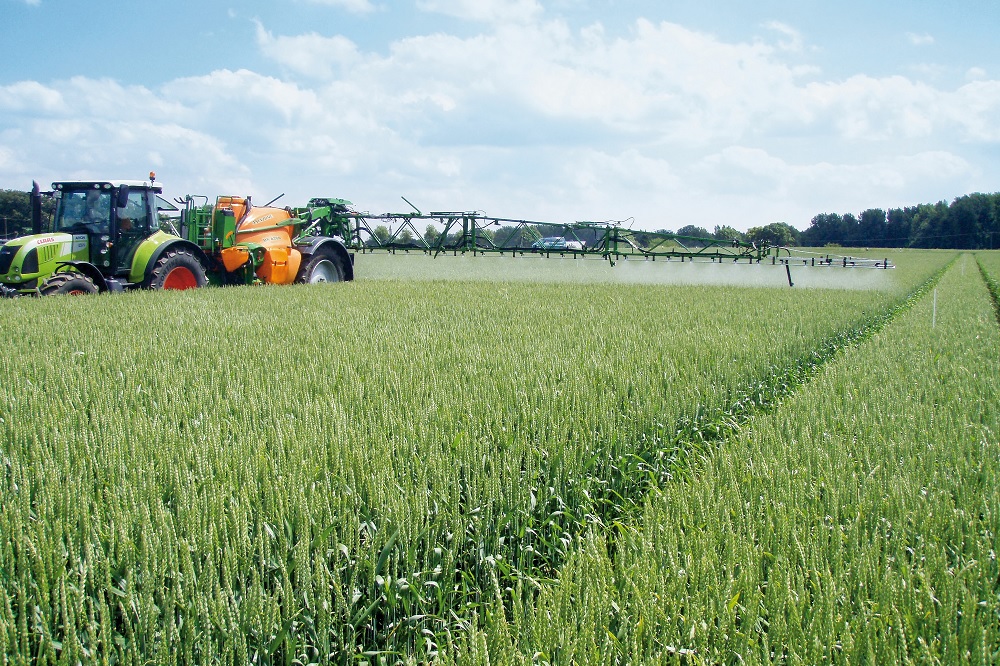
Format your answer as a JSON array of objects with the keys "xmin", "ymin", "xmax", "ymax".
[{"xmin": 314, "ymin": 205, "xmax": 772, "ymax": 264}]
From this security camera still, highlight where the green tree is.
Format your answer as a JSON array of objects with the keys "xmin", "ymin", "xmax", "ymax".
[
  {"xmin": 712, "ymin": 225, "xmax": 746, "ymax": 243},
  {"xmin": 423, "ymin": 224, "xmax": 441, "ymax": 246},
  {"xmin": 907, "ymin": 201, "xmax": 948, "ymax": 249},
  {"xmin": 675, "ymin": 224, "xmax": 711, "ymax": 239},
  {"xmin": 840, "ymin": 213, "xmax": 860, "ymax": 246},
  {"xmin": 0, "ymin": 188, "xmax": 55, "ymax": 238},
  {"xmin": 746, "ymin": 222, "xmax": 799, "ymax": 247},
  {"xmin": 858, "ymin": 209, "xmax": 887, "ymax": 247},
  {"xmin": 673, "ymin": 224, "xmax": 711, "ymax": 248},
  {"xmin": 949, "ymin": 193, "xmax": 994, "ymax": 250},
  {"xmin": 801, "ymin": 213, "xmax": 844, "ymax": 247},
  {"xmin": 397, "ymin": 228, "xmax": 415, "ymax": 245},
  {"xmin": 370, "ymin": 224, "xmax": 390, "ymax": 246},
  {"xmin": 885, "ymin": 207, "xmax": 915, "ymax": 248}
]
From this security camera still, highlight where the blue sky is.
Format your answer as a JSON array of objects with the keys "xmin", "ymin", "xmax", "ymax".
[{"xmin": 2, "ymin": 0, "xmax": 998, "ymax": 231}]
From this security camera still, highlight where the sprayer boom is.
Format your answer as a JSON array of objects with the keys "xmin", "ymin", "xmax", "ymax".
[{"xmin": 317, "ymin": 202, "xmax": 894, "ymax": 269}]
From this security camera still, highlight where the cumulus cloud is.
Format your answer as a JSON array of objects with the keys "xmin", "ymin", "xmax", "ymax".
[
  {"xmin": 416, "ymin": 0, "xmax": 543, "ymax": 24},
  {"xmin": 0, "ymin": 76, "xmax": 252, "ymax": 195},
  {"xmin": 802, "ymin": 74, "xmax": 941, "ymax": 140},
  {"xmin": 254, "ymin": 22, "xmax": 362, "ymax": 80},
  {"xmin": 906, "ymin": 32, "xmax": 935, "ymax": 46},
  {"xmin": 948, "ymin": 79, "xmax": 1000, "ymax": 141},
  {"xmin": 0, "ymin": 81, "xmax": 65, "ymax": 113},
  {"xmin": 250, "ymin": 16, "xmax": 817, "ymax": 146},
  {"xmin": 302, "ymin": 0, "xmax": 375, "ymax": 11},
  {"xmin": 680, "ymin": 146, "xmax": 978, "ymax": 226},
  {"xmin": 762, "ymin": 21, "xmax": 805, "ymax": 53},
  {"xmin": 0, "ymin": 146, "xmax": 27, "ymax": 176}
]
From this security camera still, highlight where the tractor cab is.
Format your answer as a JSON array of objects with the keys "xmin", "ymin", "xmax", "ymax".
[{"xmin": 50, "ymin": 179, "xmax": 163, "ymax": 275}]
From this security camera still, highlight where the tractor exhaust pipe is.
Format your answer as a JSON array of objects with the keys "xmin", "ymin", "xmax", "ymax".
[{"xmin": 30, "ymin": 180, "xmax": 42, "ymax": 235}]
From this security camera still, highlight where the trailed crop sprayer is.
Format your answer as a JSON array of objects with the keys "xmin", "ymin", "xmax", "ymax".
[{"xmin": 0, "ymin": 175, "xmax": 892, "ymax": 297}]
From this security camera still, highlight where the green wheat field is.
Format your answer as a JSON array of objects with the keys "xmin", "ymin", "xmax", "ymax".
[{"xmin": 1, "ymin": 249, "xmax": 997, "ymax": 664}]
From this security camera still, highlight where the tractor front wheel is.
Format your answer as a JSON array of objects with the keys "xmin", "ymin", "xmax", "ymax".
[
  {"xmin": 146, "ymin": 249, "xmax": 208, "ymax": 291},
  {"xmin": 296, "ymin": 249, "xmax": 344, "ymax": 284},
  {"xmin": 39, "ymin": 272, "xmax": 99, "ymax": 296}
]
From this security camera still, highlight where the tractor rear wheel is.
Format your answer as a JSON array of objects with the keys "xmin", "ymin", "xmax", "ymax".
[
  {"xmin": 146, "ymin": 249, "xmax": 207, "ymax": 291},
  {"xmin": 39, "ymin": 272, "xmax": 99, "ymax": 296},
  {"xmin": 296, "ymin": 249, "xmax": 344, "ymax": 284}
]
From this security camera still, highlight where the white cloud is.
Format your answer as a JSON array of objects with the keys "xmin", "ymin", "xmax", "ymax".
[
  {"xmin": 948, "ymin": 80, "xmax": 1000, "ymax": 141},
  {"xmin": 906, "ymin": 32, "xmax": 935, "ymax": 46},
  {"xmin": 416, "ymin": 0, "xmax": 543, "ymax": 24},
  {"xmin": 803, "ymin": 74, "xmax": 941, "ymax": 140},
  {"xmin": 908, "ymin": 62, "xmax": 947, "ymax": 80},
  {"xmin": 0, "ymin": 81, "xmax": 64, "ymax": 113},
  {"xmin": 762, "ymin": 21, "xmax": 805, "ymax": 53},
  {"xmin": 161, "ymin": 69, "xmax": 322, "ymax": 124},
  {"xmin": 254, "ymin": 21, "xmax": 362, "ymax": 79},
  {"xmin": 302, "ymin": 0, "xmax": 376, "ymax": 11},
  {"xmin": 2, "ymin": 14, "xmax": 998, "ymax": 232},
  {"xmin": 0, "ymin": 145, "xmax": 26, "ymax": 175},
  {"xmin": 257, "ymin": 16, "xmax": 817, "ymax": 146},
  {"xmin": 682, "ymin": 147, "xmax": 977, "ymax": 226},
  {"xmin": 966, "ymin": 67, "xmax": 988, "ymax": 81},
  {"xmin": 0, "ymin": 76, "xmax": 252, "ymax": 195}
]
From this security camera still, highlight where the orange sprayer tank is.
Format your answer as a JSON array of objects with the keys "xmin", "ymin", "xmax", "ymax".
[{"xmin": 218, "ymin": 197, "xmax": 302, "ymax": 284}]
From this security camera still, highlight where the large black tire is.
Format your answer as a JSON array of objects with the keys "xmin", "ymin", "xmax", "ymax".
[
  {"xmin": 39, "ymin": 272, "xmax": 99, "ymax": 296},
  {"xmin": 145, "ymin": 249, "xmax": 208, "ymax": 291},
  {"xmin": 296, "ymin": 249, "xmax": 344, "ymax": 284}
]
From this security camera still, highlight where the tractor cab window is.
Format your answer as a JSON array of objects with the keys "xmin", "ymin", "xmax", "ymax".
[
  {"xmin": 56, "ymin": 190, "xmax": 111, "ymax": 235},
  {"xmin": 154, "ymin": 195, "xmax": 181, "ymax": 233},
  {"xmin": 118, "ymin": 190, "xmax": 150, "ymax": 234},
  {"xmin": 114, "ymin": 190, "xmax": 153, "ymax": 273}
]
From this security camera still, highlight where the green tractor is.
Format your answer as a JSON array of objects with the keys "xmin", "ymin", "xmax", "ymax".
[{"xmin": 0, "ymin": 176, "xmax": 209, "ymax": 297}]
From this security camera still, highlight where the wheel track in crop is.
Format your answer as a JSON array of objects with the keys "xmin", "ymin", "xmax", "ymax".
[
  {"xmin": 454, "ymin": 257, "xmax": 957, "ymax": 657},
  {"xmin": 353, "ymin": 257, "xmax": 957, "ymax": 660},
  {"xmin": 976, "ymin": 254, "xmax": 1000, "ymax": 328},
  {"xmin": 596, "ymin": 255, "xmax": 957, "ymax": 521}
]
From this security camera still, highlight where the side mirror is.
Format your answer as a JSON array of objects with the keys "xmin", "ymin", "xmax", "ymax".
[{"xmin": 116, "ymin": 184, "xmax": 130, "ymax": 209}]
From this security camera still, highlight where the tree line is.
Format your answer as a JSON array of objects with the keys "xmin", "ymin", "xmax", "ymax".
[
  {"xmin": 2, "ymin": 187, "xmax": 998, "ymax": 249},
  {"xmin": 798, "ymin": 192, "xmax": 1000, "ymax": 249},
  {"xmin": 649, "ymin": 192, "xmax": 1000, "ymax": 250}
]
